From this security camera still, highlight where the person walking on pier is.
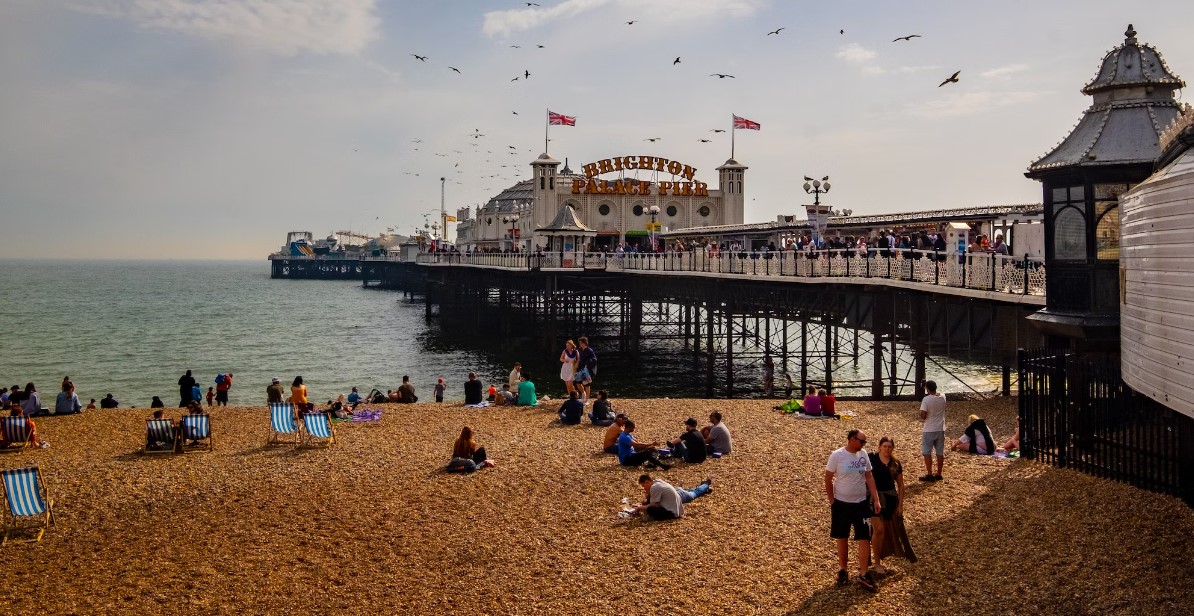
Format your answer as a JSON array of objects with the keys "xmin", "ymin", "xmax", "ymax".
[{"xmin": 919, "ymin": 380, "xmax": 947, "ymax": 482}]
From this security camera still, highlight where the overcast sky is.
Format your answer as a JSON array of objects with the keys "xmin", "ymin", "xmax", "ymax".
[{"xmin": 2, "ymin": 0, "xmax": 1192, "ymax": 259}]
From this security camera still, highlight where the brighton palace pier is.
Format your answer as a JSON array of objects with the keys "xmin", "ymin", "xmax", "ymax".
[{"xmin": 455, "ymin": 153, "xmax": 746, "ymax": 251}]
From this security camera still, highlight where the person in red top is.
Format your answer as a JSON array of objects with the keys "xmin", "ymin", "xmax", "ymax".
[
  {"xmin": 819, "ymin": 388, "xmax": 836, "ymax": 417},
  {"xmin": 205, "ymin": 387, "xmax": 215, "ymax": 407},
  {"xmin": 215, "ymin": 372, "xmax": 233, "ymax": 406}
]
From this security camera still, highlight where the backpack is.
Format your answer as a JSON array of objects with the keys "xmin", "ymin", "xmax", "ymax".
[
  {"xmin": 446, "ymin": 457, "xmax": 478, "ymax": 473},
  {"xmin": 215, "ymin": 374, "xmax": 227, "ymax": 385}
]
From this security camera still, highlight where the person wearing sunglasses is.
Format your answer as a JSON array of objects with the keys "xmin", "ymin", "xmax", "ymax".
[{"xmin": 824, "ymin": 429, "xmax": 882, "ymax": 592}]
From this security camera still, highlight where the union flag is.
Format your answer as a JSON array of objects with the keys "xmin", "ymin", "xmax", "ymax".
[
  {"xmin": 733, "ymin": 114, "xmax": 761, "ymax": 130},
  {"xmin": 547, "ymin": 110, "xmax": 576, "ymax": 126}
]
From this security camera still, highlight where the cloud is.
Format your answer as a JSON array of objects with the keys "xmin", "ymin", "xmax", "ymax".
[
  {"xmin": 835, "ymin": 43, "xmax": 877, "ymax": 65},
  {"xmin": 906, "ymin": 91, "xmax": 1040, "ymax": 118},
  {"xmin": 980, "ymin": 63, "xmax": 1030, "ymax": 79},
  {"xmin": 481, "ymin": 0, "xmax": 761, "ymax": 38},
  {"xmin": 75, "ymin": 0, "xmax": 380, "ymax": 55}
]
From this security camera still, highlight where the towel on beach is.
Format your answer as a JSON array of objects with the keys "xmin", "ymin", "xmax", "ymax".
[
  {"xmin": 350, "ymin": 409, "xmax": 383, "ymax": 422},
  {"xmin": 464, "ymin": 401, "xmax": 490, "ymax": 409}
]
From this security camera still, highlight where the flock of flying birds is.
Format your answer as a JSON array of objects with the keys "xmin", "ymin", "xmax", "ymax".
[{"xmin": 399, "ymin": 4, "xmax": 964, "ymax": 200}]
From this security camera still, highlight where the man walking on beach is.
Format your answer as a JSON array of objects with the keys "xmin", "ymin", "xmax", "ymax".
[
  {"xmin": 919, "ymin": 380, "xmax": 946, "ymax": 482},
  {"xmin": 215, "ymin": 372, "xmax": 232, "ymax": 407},
  {"xmin": 178, "ymin": 370, "xmax": 196, "ymax": 408},
  {"xmin": 577, "ymin": 336, "xmax": 597, "ymax": 402},
  {"xmin": 825, "ymin": 429, "xmax": 881, "ymax": 592}
]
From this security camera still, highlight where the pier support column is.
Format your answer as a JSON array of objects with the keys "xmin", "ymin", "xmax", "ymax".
[
  {"xmin": 1002, "ymin": 363, "xmax": 1012, "ymax": 397},
  {"xmin": 914, "ymin": 348, "xmax": 927, "ymax": 398},
  {"xmin": 824, "ymin": 317, "xmax": 834, "ymax": 394},
  {"xmin": 800, "ymin": 319, "xmax": 808, "ymax": 396},
  {"xmin": 725, "ymin": 307, "xmax": 735, "ymax": 398},
  {"xmin": 706, "ymin": 301, "xmax": 716, "ymax": 398},
  {"xmin": 872, "ymin": 334, "xmax": 884, "ymax": 399}
]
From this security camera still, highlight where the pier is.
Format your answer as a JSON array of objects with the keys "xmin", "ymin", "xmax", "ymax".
[{"xmin": 269, "ymin": 254, "xmax": 363, "ymax": 280}]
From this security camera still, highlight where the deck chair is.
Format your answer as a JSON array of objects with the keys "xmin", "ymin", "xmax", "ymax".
[
  {"xmin": 1, "ymin": 466, "xmax": 54, "ymax": 546},
  {"xmin": 180, "ymin": 413, "xmax": 213, "ymax": 452},
  {"xmin": 300, "ymin": 412, "xmax": 336, "ymax": 448},
  {"xmin": 143, "ymin": 418, "xmax": 179, "ymax": 454},
  {"xmin": 1, "ymin": 417, "xmax": 35, "ymax": 452},
  {"xmin": 268, "ymin": 403, "xmax": 300, "ymax": 446}
]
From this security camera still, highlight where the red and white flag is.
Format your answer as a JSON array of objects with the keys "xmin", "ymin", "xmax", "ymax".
[
  {"xmin": 733, "ymin": 114, "xmax": 761, "ymax": 130},
  {"xmin": 547, "ymin": 110, "xmax": 576, "ymax": 126}
]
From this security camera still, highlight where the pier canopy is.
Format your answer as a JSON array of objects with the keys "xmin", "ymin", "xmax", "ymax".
[{"xmin": 537, "ymin": 203, "xmax": 597, "ymax": 252}]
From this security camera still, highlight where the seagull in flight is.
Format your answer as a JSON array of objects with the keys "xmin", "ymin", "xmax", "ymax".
[
  {"xmin": 511, "ymin": 76, "xmax": 520, "ymax": 81},
  {"xmin": 508, "ymin": 145, "xmax": 518, "ymax": 149},
  {"xmin": 893, "ymin": 34, "xmax": 922, "ymax": 42},
  {"xmin": 938, "ymin": 70, "xmax": 961, "ymax": 87},
  {"xmin": 767, "ymin": 27, "xmax": 785, "ymax": 36},
  {"xmin": 449, "ymin": 66, "xmax": 461, "ymax": 73},
  {"xmin": 524, "ymin": 69, "xmax": 530, "ymax": 79},
  {"xmin": 710, "ymin": 73, "xmax": 735, "ymax": 79},
  {"xmin": 512, "ymin": 111, "xmax": 518, "ymax": 115},
  {"xmin": 698, "ymin": 139, "xmax": 712, "ymax": 143},
  {"xmin": 644, "ymin": 137, "xmax": 662, "ymax": 142},
  {"xmin": 526, "ymin": 2, "xmax": 540, "ymax": 6},
  {"xmin": 626, "ymin": 20, "xmax": 636, "ymax": 25},
  {"xmin": 537, "ymin": 44, "xmax": 545, "ymax": 48},
  {"xmin": 510, "ymin": 45, "xmax": 521, "ymax": 49},
  {"xmin": 674, "ymin": 57, "xmax": 681, "ymax": 65},
  {"xmin": 803, "ymin": 176, "xmax": 814, "ymax": 181},
  {"xmin": 412, "ymin": 139, "xmax": 423, "ymax": 143},
  {"xmin": 840, "ymin": 29, "xmax": 844, "ymax": 35},
  {"xmin": 412, "ymin": 54, "xmax": 428, "ymax": 61},
  {"xmin": 710, "ymin": 129, "xmax": 726, "ymax": 133}
]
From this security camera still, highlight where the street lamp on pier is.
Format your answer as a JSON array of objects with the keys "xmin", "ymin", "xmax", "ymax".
[
  {"xmin": 502, "ymin": 214, "xmax": 520, "ymax": 252},
  {"xmin": 802, "ymin": 175, "xmax": 831, "ymax": 205},
  {"xmin": 803, "ymin": 176, "xmax": 832, "ymax": 246},
  {"xmin": 648, "ymin": 204, "xmax": 661, "ymax": 251}
]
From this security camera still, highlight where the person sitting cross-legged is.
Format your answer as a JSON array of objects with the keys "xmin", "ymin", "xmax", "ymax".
[
  {"xmin": 669, "ymin": 417, "xmax": 707, "ymax": 463},
  {"xmin": 602, "ymin": 414, "xmax": 627, "ymax": 454},
  {"xmin": 588, "ymin": 390, "xmax": 616, "ymax": 426},
  {"xmin": 617, "ymin": 420, "xmax": 670, "ymax": 470},
  {"xmin": 558, "ymin": 391, "xmax": 584, "ymax": 425}
]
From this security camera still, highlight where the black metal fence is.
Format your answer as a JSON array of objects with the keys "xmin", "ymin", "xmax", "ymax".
[{"xmin": 1019, "ymin": 348, "xmax": 1194, "ymax": 506}]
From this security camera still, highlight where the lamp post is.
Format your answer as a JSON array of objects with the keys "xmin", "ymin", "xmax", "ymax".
[
  {"xmin": 648, "ymin": 204, "xmax": 660, "ymax": 252},
  {"xmin": 503, "ymin": 214, "xmax": 520, "ymax": 252},
  {"xmin": 803, "ymin": 176, "xmax": 832, "ymax": 246}
]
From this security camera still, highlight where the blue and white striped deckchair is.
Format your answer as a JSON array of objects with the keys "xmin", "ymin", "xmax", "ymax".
[
  {"xmin": 144, "ymin": 418, "xmax": 178, "ymax": 454},
  {"xmin": 1, "ymin": 417, "xmax": 34, "ymax": 451},
  {"xmin": 301, "ymin": 411, "xmax": 336, "ymax": 448},
  {"xmin": 181, "ymin": 413, "xmax": 213, "ymax": 452},
  {"xmin": 1, "ymin": 466, "xmax": 54, "ymax": 546},
  {"xmin": 268, "ymin": 403, "xmax": 300, "ymax": 446}
]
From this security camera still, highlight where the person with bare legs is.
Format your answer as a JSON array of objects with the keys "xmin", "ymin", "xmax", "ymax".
[
  {"xmin": 918, "ymin": 380, "xmax": 946, "ymax": 482},
  {"xmin": 825, "ymin": 429, "xmax": 882, "ymax": 592}
]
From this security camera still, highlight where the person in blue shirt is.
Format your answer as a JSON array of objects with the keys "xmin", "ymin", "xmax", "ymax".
[
  {"xmin": 516, "ymin": 373, "xmax": 538, "ymax": 406},
  {"xmin": 617, "ymin": 420, "xmax": 670, "ymax": 470},
  {"xmin": 557, "ymin": 391, "xmax": 584, "ymax": 425},
  {"xmin": 346, "ymin": 387, "xmax": 362, "ymax": 410}
]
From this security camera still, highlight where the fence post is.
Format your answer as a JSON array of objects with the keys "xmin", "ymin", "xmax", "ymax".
[
  {"xmin": 1022, "ymin": 253, "xmax": 1029, "ymax": 295},
  {"xmin": 990, "ymin": 253, "xmax": 997, "ymax": 290}
]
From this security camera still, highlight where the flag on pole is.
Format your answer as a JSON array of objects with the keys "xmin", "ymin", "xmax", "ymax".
[
  {"xmin": 547, "ymin": 110, "xmax": 576, "ymax": 126},
  {"xmin": 445, "ymin": 215, "xmax": 457, "ymax": 222},
  {"xmin": 732, "ymin": 114, "xmax": 761, "ymax": 130}
]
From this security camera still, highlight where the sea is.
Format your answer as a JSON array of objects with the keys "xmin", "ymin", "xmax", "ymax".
[{"xmin": 0, "ymin": 260, "xmax": 1004, "ymax": 407}]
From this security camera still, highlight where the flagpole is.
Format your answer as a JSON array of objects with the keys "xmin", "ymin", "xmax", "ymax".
[
  {"xmin": 545, "ymin": 108, "xmax": 549, "ymax": 154},
  {"xmin": 731, "ymin": 114, "xmax": 736, "ymax": 159}
]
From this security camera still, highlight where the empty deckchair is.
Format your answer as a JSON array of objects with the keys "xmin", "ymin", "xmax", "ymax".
[
  {"xmin": 180, "ymin": 413, "xmax": 213, "ymax": 452},
  {"xmin": 1, "ymin": 417, "xmax": 35, "ymax": 452},
  {"xmin": 144, "ymin": 418, "xmax": 179, "ymax": 454},
  {"xmin": 301, "ymin": 411, "xmax": 336, "ymax": 448},
  {"xmin": 1, "ymin": 466, "xmax": 54, "ymax": 546},
  {"xmin": 269, "ymin": 403, "xmax": 300, "ymax": 446}
]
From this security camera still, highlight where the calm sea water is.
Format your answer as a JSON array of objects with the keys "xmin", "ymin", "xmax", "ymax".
[{"xmin": 0, "ymin": 260, "xmax": 1002, "ymax": 407}]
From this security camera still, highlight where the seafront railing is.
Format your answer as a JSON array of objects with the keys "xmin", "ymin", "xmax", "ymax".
[{"xmin": 415, "ymin": 249, "xmax": 1046, "ymax": 296}]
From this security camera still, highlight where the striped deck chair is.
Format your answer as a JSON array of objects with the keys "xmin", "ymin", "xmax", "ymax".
[
  {"xmin": 268, "ymin": 403, "xmax": 300, "ymax": 446},
  {"xmin": 301, "ymin": 412, "xmax": 336, "ymax": 448},
  {"xmin": 143, "ymin": 418, "xmax": 179, "ymax": 454},
  {"xmin": 180, "ymin": 413, "xmax": 213, "ymax": 452},
  {"xmin": 1, "ymin": 466, "xmax": 54, "ymax": 546},
  {"xmin": 1, "ymin": 417, "xmax": 35, "ymax": 452}
]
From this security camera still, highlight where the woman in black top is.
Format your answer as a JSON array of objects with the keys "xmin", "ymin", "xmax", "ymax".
[{"xmin": 868, "ymin": 436, "xmax": 905, "ymax": 576}]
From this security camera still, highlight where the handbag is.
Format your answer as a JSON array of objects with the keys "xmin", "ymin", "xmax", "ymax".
[{"xmin": 573, "ymin": 368, "xmax": 589, "ymax": 383}]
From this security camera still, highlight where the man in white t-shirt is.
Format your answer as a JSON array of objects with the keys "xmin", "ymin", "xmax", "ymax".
[
  {"xmin": 824, "ymin": 429, "xmax": 882, "ymax": 592},
  {"xmin": 919, "ymin": 380, "xmax": 947, "ymax": 482},
  {"xmin": 630, "ymin": 474, "xmax": 683, "ymax": 521}
]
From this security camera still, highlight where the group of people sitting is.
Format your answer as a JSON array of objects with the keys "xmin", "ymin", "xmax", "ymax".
[
  {"xmin": 599, "ymin": 411, "xmax": 733, "ymax": 470},
  {"xmin": 464, "ymin": 371, "xmax": 538, "ymax": 407},
  {"xmin": 145, "ymin": 402, "xmax": 210, "ymax": 451},
  {"xmin": 775, "ymin": 386, "xmax": 838, "ymax": 417}
]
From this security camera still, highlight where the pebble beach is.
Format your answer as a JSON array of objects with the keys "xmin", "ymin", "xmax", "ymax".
[{"xmin": 2, "ymin": 396, "xmax": 1191, "ymax": 615}]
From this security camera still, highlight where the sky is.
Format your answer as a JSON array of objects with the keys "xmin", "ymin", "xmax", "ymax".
[{"xmin": 2, "ymin": 0, "xmax": 1193, "ymax": 259}]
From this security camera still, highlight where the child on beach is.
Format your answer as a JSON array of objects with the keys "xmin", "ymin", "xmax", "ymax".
[
  {"xmin": 434, "ymin": 378, "xmax": 446, "ymax": 403},
  {"xmin": 487, "ymin": 385, "xmax": 497, "ymax": 403},
  {"xmin": 206, "ymin": 387, "xmax": 215, "ymax": 407},
  {"xmin": 86, "ymin": 399, "xmax": 96, "ymax": 411}
]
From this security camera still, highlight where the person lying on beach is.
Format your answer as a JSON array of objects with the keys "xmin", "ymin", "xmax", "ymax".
[
  {"xmin": 617, "ymin": 420, "xmax": 670, "ymax": 470},
  {"xmin": 558, "ymin": 391, "xmax": 584, "ymax": 425},
  {"xmin": 589, "ymin": 390, "xmax": 615, "ymax": 426},
  {"xmin": 603, "ymin": 414, "xmax": 627, "ymax": 454},
  {"xmin": 675, "ymin": 477, "xmax": 713, "ymax": 504},
  {"xmin": 669, "ymin": 418, "xmax": 707, "ymax": 463},
  {"xmin": 627, "ymin": 474, "xmax": 683, "ymax": 521},
  {"xmin": 951, "ymin": 414, "xmax": 995, "ymax": 455}
]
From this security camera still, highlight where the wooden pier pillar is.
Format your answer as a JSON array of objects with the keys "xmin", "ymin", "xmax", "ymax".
[
  {"xmin": 824, "ymin": 317, "xmax": 834, "ymax": 394},
  {"xmin": 1002, "ymin": 363, "xmax": 1012, "ymax": 396},
  {"xmin": 914, "ymin": 348, "xmax": 927, "ymax": 398},
  {"xmin": 800, "ymin": 319, "xmax": 808, "ymax": 396},
  {"xmin": 705, "ymin": 301, "xmax": 716, "ymax": 398},
  {"xmin": 725, "ymin": 308, "xmax": 735, "ymax": 398},
  {"xmin": 872, "ymin": 335, "xmax": 884, "ymax": 399}
]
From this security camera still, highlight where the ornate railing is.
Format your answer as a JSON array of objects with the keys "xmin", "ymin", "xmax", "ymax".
[{"xmin": 416, "ymin": 249, "xmax": 1046, "ymax": 296}]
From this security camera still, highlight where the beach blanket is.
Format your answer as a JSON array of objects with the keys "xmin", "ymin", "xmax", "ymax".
[
  {"xmin": 349, "ymin": 409, "xmax": 383, "ymax": 422},
  {"xmin": 464, "ymin": 401, "xmax": 490, "ymax": 409}
]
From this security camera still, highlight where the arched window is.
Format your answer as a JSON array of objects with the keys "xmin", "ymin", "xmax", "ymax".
[
  {"xmin": 598, "ymin": 204, "xmax": 611, "ymax": 216},
  {"xmin": 1054, "ymin": 206, "xmax": 1086, "ymax": 261}
]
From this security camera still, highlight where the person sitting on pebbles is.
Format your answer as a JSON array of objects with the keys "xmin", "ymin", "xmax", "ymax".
[
  {"xmin": 617, "ymin": 420, "xmax": 670, "ymax": 470},
  {"xmin": 602, "ymin": 414, "xmax": 627, "ymax": 454},
  {"xmin": 951, "ymin": 414, "xmax": 996, "ymax": 455},
  {"xmin": 588, "ymin": 390, "xmax": 616, "ymax": 426},
  {"xmin": 557, "ymin": 391, "xmax": 584, "ymax": 425},
  {"xmin": 668, "ymin": 417, "xmax": 707, "ymax": 463},
  {"xmin": 702, "ymin": 411, "xmax": 732, "ymax": 456},
  {"xmin": 448, "ymin": 426, "xmax": 493, "ymax": 473}
]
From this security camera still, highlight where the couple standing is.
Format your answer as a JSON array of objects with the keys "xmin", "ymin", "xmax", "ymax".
[{"xmin": 559, "ymin": 336, "xmax": 597, "ymax": 401}]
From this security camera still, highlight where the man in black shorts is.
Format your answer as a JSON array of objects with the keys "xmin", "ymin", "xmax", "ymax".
[{"xmin": 824, "ymin": 429, "xmax": 882, "ymax": 592}]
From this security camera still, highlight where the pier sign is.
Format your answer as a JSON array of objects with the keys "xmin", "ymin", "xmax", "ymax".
[{"xmin": 574, "ymin": 155, "xmax": 707, "ymax": 196}]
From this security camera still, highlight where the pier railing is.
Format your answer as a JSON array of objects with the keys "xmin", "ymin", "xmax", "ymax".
[{"xmin": 416, "ymin": 249, "xmax": 1046, "ymax": 296}]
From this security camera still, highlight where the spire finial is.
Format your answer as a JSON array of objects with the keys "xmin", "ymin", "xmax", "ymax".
[{"xmin": 1125, "ymin": 24, "xmax": 1137, "ymax": 44}]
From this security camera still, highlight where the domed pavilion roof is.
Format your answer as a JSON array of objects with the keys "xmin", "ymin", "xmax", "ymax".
[{"xmin": 1027, "ymin": 25, "xmax": 1187, "ymax": 177}]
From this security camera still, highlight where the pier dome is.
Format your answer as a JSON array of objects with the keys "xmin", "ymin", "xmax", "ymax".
[{"xmin": 1028, "ymin": 25, "xmax": 1186, "ymax": 174}]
